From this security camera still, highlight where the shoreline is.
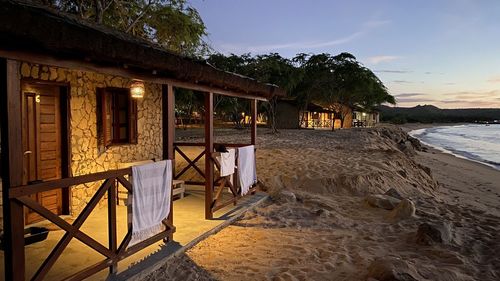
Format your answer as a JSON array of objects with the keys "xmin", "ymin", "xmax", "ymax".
[
  {"xmin": 397, "ymin": 122, "xmax": 472, "ymax": 132},
  {"xmin": 414, "ymin": 140, "xmax": 500, "ymax": 214},
  {"xmin": 401, "ymin": 123, "xmax": 500, "ymax": 172}
]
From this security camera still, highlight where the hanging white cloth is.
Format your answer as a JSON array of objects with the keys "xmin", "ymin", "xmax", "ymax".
[
  {"xmin": 237, "ymin": 145, "xmax": 257, "ymax": 195},
  {"xmin": 217, "ymin": 148, "xmax": 236, "ymax": 177},
  {"xmin": 130, "ymin": 160, "xmax": 172, "ymax": 246}
]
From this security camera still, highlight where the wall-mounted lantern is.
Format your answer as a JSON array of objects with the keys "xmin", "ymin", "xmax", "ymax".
[{"xmin": 130, "ymin": 80, "xmax": 145, "ymax": 99}]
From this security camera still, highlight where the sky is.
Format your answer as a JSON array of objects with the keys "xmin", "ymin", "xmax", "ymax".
[{"xmin": 190, "ymin": 0, "xmax": 500, "ymax": 108}]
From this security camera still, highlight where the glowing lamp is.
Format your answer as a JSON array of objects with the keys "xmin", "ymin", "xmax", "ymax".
[{"xmin": 130, "ymin": 80, "xmax": 145, "ymax": 99}]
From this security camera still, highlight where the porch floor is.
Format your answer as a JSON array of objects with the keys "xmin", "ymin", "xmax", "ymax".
[{"xmin": 0, "ymin": 185, "xmax": 266, "ymax": 281}]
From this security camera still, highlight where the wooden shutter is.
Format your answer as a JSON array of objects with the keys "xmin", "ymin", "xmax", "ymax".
[
  {"xmin": 129, "ymin": 98, "xmax": 138, "ymax": 144},
  {"xmin": 102, "ymin": 89, "xmax": 113, "ymax": 147}
]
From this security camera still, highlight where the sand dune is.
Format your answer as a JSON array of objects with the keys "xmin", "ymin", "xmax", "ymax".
[{"xmin": 144, "ymin": 126, "xmax": 500, "ymax": 281}]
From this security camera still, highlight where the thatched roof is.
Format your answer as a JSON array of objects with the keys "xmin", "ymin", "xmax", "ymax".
[
  {"xmin": 0, "ymin": 0, "xmax": 285, "ymax": 99},
  {"xmin": 278, "ymin": 98, "xmax": 334, "ymax": 113}
]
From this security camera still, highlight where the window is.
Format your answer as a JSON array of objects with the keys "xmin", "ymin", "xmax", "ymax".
[{"xmin": 96, "ymin": 88, "xmax": 137, "ymax": 148}]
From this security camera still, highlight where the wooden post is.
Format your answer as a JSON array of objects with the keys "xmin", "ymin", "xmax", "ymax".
[
  {"xmin": 251, "ymin": 99, "xmax": 257, "ymax": 145},
  {"xmin": 108, "ymin": 181, "xmax": 117, "ymax": 275},
  {"xmin": 1, "ymin": 59, "xmax": 25, "ymax": 281},
  {"xmin": 204, "ymin": 92, "xmax": 214, "ymax": 219},
  {"xmin": 162, "ymin": 84, "xmax": 175, "ymax": 238},
  {"xmin": 162, "ymin": 84, "xmax": 175, "ymax": 160}
]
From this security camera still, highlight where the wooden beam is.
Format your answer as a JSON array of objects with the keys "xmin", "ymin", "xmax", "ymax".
[
  {"xmin": 10, "ymin": 168, "xmax": 131, "ymax": 198},
  {"xmin": 162, "ymin": 85, "xmax": 175, "ymax": 160},
  {"xmin": 174, "ymin": 142, "xmax": 250, "ymax": 147},
  {"xmin": 108, "ymin": 181, "xmax": 117, "ymax": 275},
  {"xmin": 0, "ymin": 50, "xmax": 270, "ymax": 101},
  {"xmin": 167, "ymin": 85, "xmax": 175, "ymax": 160},
  {"xmin": 162, "ymin": 84, "xmax": 175, "ymax": 239},
  {"xmin": 204, "ymin": 92, "xmax": 214, "ymax": 220},
  {"xmin": 0, "ymin": 58, "xmax": 25, "ymax": 281},
  {"xmin": 174, "ymin": 148, "xmax": 205, "ymax": 179},
  {"xmin": 251, "ymin": 99, "xmax": 257, "ymax": 145}
]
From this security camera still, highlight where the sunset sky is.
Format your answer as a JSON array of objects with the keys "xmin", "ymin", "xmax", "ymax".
[{"xmin": 191, "ymin": 0, "xmax": 500, "ymax": 108}]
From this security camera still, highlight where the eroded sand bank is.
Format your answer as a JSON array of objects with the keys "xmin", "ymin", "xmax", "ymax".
[{"xmin": 144, "ymin": 126, "xmax": 500, "ymax": 281}]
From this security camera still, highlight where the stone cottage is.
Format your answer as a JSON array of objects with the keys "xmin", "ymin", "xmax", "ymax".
[{"xmin": 0, "ymin": 1, "xmax": 284, "ymax": 280}]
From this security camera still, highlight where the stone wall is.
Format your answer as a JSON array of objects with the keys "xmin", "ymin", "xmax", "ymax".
[{"xmin": 19, "ymin": 62, "xmax": 163, "ymax": 214}]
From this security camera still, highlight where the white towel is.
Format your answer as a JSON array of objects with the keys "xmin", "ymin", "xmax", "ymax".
[
  {"xmin": 130, "ymin": 160, "xmax": 172, "ymax": 246},
  {"xmin": 237, "ymin": 145, "xmax": 257, "ymax": 195},
  {"xmin": 217, "ymin": 149, "xmax": 236, "ymax": 177}
]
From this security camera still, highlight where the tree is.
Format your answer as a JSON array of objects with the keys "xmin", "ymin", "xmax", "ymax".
[
  {"xmin": 316, "ymin": 53, "xmax": 395, "ymax": 129},
  {"xmin": 174, "ymin": 88, "xmax": 204, "ymax": 129},
  {"xmin": 246, "ymin": 54, "xmax": 301, "ymax": 132},
  {"xmin": 207, "ymin": 52, "xmax": 301, "ymax": 132},
  {"xmin": 207, "ymin": 52, "xmax": 395, "ymax": 131},
  {"xmin": 292, "ymin": 53, "xmax": 335, "ymax": 127},
  {"xmin": 35, "ymin": 0, "xmax": 209, "ymax": 56}
]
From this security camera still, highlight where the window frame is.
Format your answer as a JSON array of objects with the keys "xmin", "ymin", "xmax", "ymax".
[{"xmin": 97, "ymin": 87, "xmax": 138, "ymax": 148}]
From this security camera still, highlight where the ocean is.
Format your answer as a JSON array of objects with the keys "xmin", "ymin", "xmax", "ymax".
[{"xmin": 410, "ymin": 124, "xmax": 500, "ymax": 170}]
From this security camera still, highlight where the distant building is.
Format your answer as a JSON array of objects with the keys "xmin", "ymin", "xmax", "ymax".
[
  {"xmin": 275, "ymin": 98, "xmax": 379, "ymax": 129},
  {"xmin": 352, "ymin": 111, "xmax": 380, "ymax": 127}
]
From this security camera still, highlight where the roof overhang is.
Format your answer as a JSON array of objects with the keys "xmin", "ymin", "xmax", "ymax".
[{"xmin": 0, "ymin": 0, "xmax": 286, "ymax": 100}]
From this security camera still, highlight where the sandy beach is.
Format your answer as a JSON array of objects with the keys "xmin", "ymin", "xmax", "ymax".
[{"xmin": 144, "ymin": 125, "xmax": 500, "ymax": 281}]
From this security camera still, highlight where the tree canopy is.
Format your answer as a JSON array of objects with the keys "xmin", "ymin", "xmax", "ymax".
[
  {"xmin": 207, "ymin": 52, "xmax": 396, "ymax": 129},
  {"xmin": 35, "ymin": 0, "xmax": 394, "ymax": 129},
  {"xmin": 36, "ymin": 0, "xmax": 209, "ymax": 56}
]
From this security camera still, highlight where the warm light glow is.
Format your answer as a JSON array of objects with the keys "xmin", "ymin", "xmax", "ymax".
[
  {"xmin": 241, "ymin": 112, "xmax": 245, "ymax": 117},
  {"xmin": 362, "ymin": 112, "xmax": 366, "ymax": 117},
  {"xmin": 130, "ymin": 80, "xmax": 145, "ymax": 99}
]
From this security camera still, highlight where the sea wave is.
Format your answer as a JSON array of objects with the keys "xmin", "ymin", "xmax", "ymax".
[{"xmin": 410, "ymin": 124, "xmax": 500, "ymax": 170}]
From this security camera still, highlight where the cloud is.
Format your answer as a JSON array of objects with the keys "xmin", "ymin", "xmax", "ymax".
[
  {"xmin": 394, "ymin": 93, "xmax": 435, "ymax": 104},
  {"xmin": 392, "ymin": 80, "xmax": 412, "ymax": 84},
  {"xmin": 219, "ymin": 32, "xmax": 363, "ymax": 54},
  {"xmin": 443, "ymin": 90, "xmax": 500, "ymax": 99},
  {"xmin": 438, "ymin": 100, "xmax": 500, "ymax": 107},
  {"xmin": 394, "ymin": 93, "xmax": 425, "ymax": 98},
  {"xmin": 396, "ymin": 97, "xmax": 436, "ymax": 103},
  {"xmin": 217, "ymin": 19, "xmax": 390, "ymax": 54},
  {"xmin": 436, "ymin": 90, "xmax": 500, "ymax": 108},
  {"xmin": 444, "ymin": 82, "xmax": 456, "ymax": 85},
  {"xmin": 375, "ymin": 70, "xmax": 412, "ymax": 74},
  {"xmin": 487, "ymin": 75, "xmax": 500, "ymax": 83},
  {"xmin": 395, "ymin": 90, "xmax": 500, "ymax": 108},
  {"xmin": 367, "ymin": 55, "xmax": 401, "ymax": 65},
  {"xmin": 440, "ymin": 100, "xmax": 469, "ymax": 104},
  {"xmin": 363, "ymin": 20, "xmax": 392, "ymax": 28}
]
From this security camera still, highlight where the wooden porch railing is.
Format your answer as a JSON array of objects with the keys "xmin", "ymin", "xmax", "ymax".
[
  {"xmin": 300, "ymin": 119, "xmax": 334, "ymax": 129},
  {"xmin": 173, "ymin": 142, "xmax": 257, "ymax": 215},
  {"xmin": 8, "ymin": 168, "xmax": 175, "ymax": 281}
]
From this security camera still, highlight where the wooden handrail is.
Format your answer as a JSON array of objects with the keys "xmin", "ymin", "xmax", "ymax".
[
  {"xmin": 13, "ymin": 167, "xmax": 175, "ymax": 281},
  {"xmin": 174, "ymin": 142, "xmax": 251, "ymax": 148},
  {"xmin": 9, "ymin": 168, "xmax": 131, "ymax": 198},
  {"xmin": 173, "ymin": 142, "xmax": 204, "ymax": 146}
]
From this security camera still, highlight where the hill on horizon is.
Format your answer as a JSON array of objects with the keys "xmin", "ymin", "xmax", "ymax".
[{"xmin": 378, "ymin": 104, "xmax": 500, "ymax": 124}]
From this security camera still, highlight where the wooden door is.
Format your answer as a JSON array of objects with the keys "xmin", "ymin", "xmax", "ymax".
[{"xmin": 22, "ymin": 84, "xmax": 64, "ymax": 225}]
